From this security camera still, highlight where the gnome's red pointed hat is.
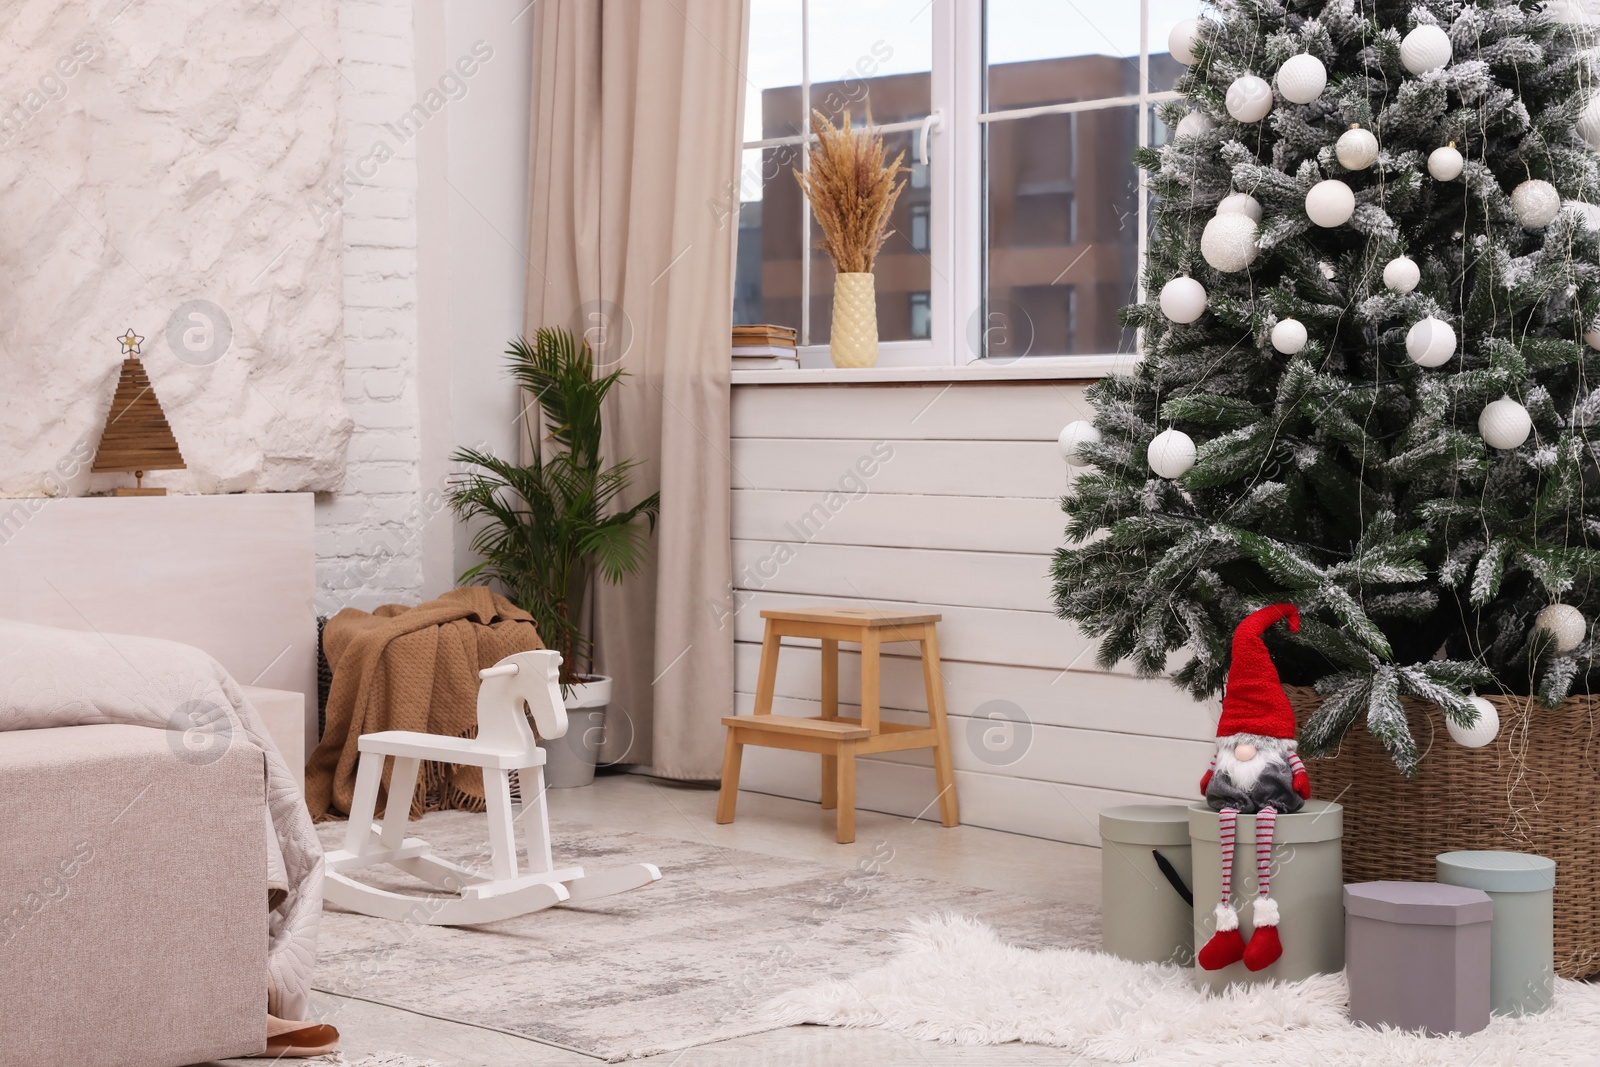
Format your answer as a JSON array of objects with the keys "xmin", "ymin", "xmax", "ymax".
[{"xmin": 1217, "ymin": 603, "xmax": 1300, "ymax": 739}]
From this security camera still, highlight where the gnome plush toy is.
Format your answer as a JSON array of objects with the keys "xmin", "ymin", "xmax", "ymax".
[{"xmin": 1196, "ymin": 603, "xmax": 1311, "ymax": 972}]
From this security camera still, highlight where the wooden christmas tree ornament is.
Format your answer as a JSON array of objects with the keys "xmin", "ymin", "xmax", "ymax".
[{"xmin": 91, "ymin": 329, "xmax": 187, "ymax": 496}]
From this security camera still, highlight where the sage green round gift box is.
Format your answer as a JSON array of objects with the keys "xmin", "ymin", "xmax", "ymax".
[
  {"xmin": 1188, "ymin": 800, "xmax": 1345, "ymax": 991},
  {"xmin": 1437, "ymin": 850, "xmax": 1557, "ymax": 1017},
  {"xmin": 1098, "ymin": 804, "xmax": 1194, "ymax": 965}
]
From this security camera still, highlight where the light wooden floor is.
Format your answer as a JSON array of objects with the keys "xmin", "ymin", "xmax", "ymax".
[{"xmin": 204, "ymin": 773, "xmax": 1105, "ymax": 1067}]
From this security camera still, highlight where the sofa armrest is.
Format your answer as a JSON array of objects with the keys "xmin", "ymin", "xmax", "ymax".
[{"xmin": 0, "ymin": 724, "xmax": 267, "ymax": 1067}]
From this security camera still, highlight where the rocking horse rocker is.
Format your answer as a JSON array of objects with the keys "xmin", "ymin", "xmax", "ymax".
[{"xmin": 323, "ymin": 649, "xmax": 661, "ymax": 925}]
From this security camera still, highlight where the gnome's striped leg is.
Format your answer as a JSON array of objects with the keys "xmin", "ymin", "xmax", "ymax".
[
  {"xmin": 1243, "ymin": 806, "xmax": 1283, "ymax": 972},
  {"xmin": 1197, "ymin": 807, "xmax": 1246, "ymax": 970}
]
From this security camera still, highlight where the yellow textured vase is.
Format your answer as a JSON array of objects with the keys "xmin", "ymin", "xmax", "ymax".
[{"xmin": 829, "ymin": 272, "xmax": 879, "ymax": 368}]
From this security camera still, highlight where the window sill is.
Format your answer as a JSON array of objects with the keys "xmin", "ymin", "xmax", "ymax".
[{"xmin": 729, "ymin": 354, "xmax": 1140, "ymax": 386}]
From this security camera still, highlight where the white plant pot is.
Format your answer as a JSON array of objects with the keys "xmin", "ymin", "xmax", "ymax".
[{"xmin": 539, "ymin": 674, "xmax": 612, "ymax": 788}]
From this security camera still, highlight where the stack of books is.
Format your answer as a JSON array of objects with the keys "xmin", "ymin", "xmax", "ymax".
[{"xmin": 732, "ymin": 324, "xmax": 799, "ymax": 369}]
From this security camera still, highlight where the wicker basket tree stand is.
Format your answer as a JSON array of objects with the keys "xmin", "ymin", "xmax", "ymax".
[{"xmin": 1288, "ymin": 685, "xmax": 1600, "ymax": 979}]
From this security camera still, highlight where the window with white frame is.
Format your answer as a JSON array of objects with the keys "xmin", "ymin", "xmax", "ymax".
[{"xmin": 734, "ymin": 0, "xmax": 1194, "ymax": 367}]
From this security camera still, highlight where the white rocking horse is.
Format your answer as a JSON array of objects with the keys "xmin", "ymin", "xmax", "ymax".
[{"xmin": 323, "ymin": 649, "xmax": 660, "ymax": 925}]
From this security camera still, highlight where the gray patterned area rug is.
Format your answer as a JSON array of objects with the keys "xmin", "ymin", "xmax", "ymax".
[{"xmin": 313, "ymin": 812, "xmax": 1098, "ymax": 1062}]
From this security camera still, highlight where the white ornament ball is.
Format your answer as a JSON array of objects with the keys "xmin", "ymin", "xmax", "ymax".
[
  {"xmin": 1271, "ymin": 318, "xmax": 1308, "ymax": 355},
  {"xmin": 1406, "ymin": 316, "xmax": 1457, "ymax": 367},
  {"xmin": 1277, "ymin": 54, "xmax": 1327, "ymax": 104},
  {"xmin": 1447, "ymin": 695, "xmax": 1500, "ymax": 749},
  {"xmin": 1159, "ymin": 276, "xmax": 1208, "ymax": 323},
  {"xmin": 1148, "ymin": 428, "xmax": 1197, "ymax": 479},
  {"xmin": 1175, "ymin": 112, "xmax": 1215, "ymax": 140},
  {"xmin": 1225, "ymin": 75, "xmax": 1274, "ymax": 123},
  {"xmin": 1428, "ymin": 145, "xmax": 1464, "ymax": 181},
  {"xmin": 1579, "ymin": 96, "xmax": 1600, "ymax": 150},
  {"xmin": 1201, "ymin": 213, "xmax": 1261, "ymax": 273},
  {"xmin": 1535, "ymin": 603, "xmax": 1587, "ymax": 654},
  {"xmin": 1479, "ymin": 395, "xmax": 1532, "ymax": 449},
  {"xmin": 1169, "ymin": 18, "xmax": 1202, "ymax": 66},
  {"xmin": 1336, "ymin": 126, "xmax": 1380, "ymax": 171},
  {"xmin": 1383, "ymin": 256, "xmax": 1421, "ymax": 293},
  {"xmin": 1400, "ymin": 24, "xmax": 1453, "ymax": 75},
  {"xmin": 1217, "ymin": 192, "xmax": 1263, "ymax": 223},
  {"xmin": 1569, "ymin": 201, "xmax": 1600, "ymax": 232},
  {"xmin": 1512, "ymin": 179, "xmax": 1562, "ymax": 229},
  {"xmin": 1058, "ymin": 421, "xmax": 1100, "ymax": 467},
  {"xmin": 1584, "ymin": 323, "xmax": 1600, "ymax": 350},
  {"xmin": 1305, "ymin": 179, "xmax": 1356, "ymax": 227},
  {"xmin": 1548, "ymin": 0, "xmax": 1597, "ymax": 26}
]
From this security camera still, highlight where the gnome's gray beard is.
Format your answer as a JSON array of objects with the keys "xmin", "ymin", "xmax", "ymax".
[{"xmin": 1214, "ymin": 734, "xmax": 1294, "ymax": 792}]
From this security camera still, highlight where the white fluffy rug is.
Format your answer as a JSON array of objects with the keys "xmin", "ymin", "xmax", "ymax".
[{"xmin": 763, "ymin": 915, "xmax": 1600, "ymax": 1065}]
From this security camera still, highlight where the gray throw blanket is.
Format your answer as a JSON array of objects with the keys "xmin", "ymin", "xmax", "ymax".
[{"xmin": 0, "ymin": 620, "xmax": 322, "ymax": 1017}]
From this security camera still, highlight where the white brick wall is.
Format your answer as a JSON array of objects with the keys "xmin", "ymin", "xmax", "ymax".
[{"xmin": 315, "ymin": 0, "xmax": 428, "ymax": 615}]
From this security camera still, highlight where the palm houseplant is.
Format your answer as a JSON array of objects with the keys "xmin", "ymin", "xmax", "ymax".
[{"xmin": 448, "ymin": 327, "xmax": 659, "ymax": 785}]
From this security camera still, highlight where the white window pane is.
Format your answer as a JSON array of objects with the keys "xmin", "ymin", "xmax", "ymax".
[
  {"xmin": 985, "ymin": 107, "xmax": 1139, "ymax": 358},
  {"xmin": 909, "ymin": 292, "xmax": 931, "ymax": 339},
  {"xmin": 746, "ymin": 0, "xmax": 805, "ymax": 141},
  {"xmin": 806, "ymin": 0, "xmax": 932, "ymax": 125},
  {"xmin": 735, "ymin": 146, "xmax": 805, "ymax": 332},
  {"xmin": 986, "ymin": 1, "xmax": 1138, "ymax": 107},
  {"xmin": 986, "ymin": 0, "xmax": 1139, "ymax": 64}
]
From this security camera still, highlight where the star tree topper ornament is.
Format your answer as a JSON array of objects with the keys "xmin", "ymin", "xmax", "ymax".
[{"xmin": 1197, "ymin": 604, "xmax": 1311, "ymax": 973}]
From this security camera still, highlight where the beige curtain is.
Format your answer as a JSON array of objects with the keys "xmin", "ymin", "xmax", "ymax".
[{"xmin": 525, "ymin": 0, "xmax": 748, "ymax": 778}]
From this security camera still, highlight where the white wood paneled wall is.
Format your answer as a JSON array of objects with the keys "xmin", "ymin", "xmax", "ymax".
[{"xmin": 728, "ymin": 381, "xmax": 1220, "ymax": 847}]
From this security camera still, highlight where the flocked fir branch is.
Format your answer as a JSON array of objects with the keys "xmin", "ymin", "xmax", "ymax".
[{"xmin": 1052, "ymin": 0, "xmax": 1600, "ymax": 774}]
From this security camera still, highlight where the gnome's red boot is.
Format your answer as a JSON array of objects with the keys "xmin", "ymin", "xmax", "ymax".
[
  {"xmin": 1197, "ymin": 904, "xmax": 1246, "ymax": 970},
  {"xmin": 1242, "ymin": 897, "xmax": 1283, "ymax": 971}
]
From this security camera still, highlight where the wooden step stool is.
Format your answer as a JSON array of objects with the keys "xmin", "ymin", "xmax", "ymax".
[{"xmin": 716, "ymin": 607, "xmax": 959, "ymax": 843}]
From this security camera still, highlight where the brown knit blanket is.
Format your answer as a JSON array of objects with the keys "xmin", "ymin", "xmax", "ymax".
[{"xmin": 305, "ymin": 586, "xmax": 543, "ymax": 821}]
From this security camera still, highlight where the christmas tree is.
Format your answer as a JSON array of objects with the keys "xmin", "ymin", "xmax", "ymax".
[{"xmin": 1051, "ymin": 0, "xmax": 1600, "ymax": 772}]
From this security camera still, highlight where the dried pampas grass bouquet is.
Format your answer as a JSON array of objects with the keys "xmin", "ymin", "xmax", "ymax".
[{"xmin": 794, "ymin": 109, "xmax": 908, "ymax": 275}]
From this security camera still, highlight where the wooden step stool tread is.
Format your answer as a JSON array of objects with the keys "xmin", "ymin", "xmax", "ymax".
[
  {"xmin": 721, "ymin": 715, "xmax": 872, "ymax": 739},
  {"xmin": 758, "ymin": 606, "xmax": 942, "ymax": 627}
]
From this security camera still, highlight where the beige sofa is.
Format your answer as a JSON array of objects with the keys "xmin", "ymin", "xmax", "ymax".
[{"xmin": 0, "ymin": 724, "xmax": 268, "ymax": 1066}]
